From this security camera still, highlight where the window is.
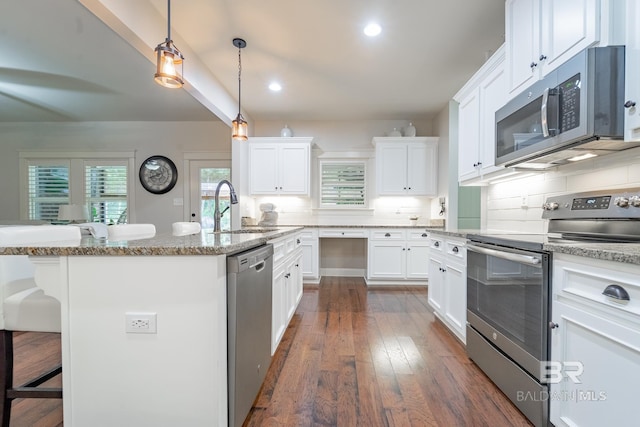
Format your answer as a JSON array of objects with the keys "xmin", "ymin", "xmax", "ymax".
[
  {"xmin": 85, "ymin": 162, "xmax": 128, "ymax": 224},
  {"xmin": 22, "ymin": 153, "xmax": 134, "ymax": 224},
  {"xmin": 320, "ymin": 161, "xmax": 366, "ymax": 207},
  {"xmin": 27, "ymin": 162, "xmax": 70, "ymax": 222}
]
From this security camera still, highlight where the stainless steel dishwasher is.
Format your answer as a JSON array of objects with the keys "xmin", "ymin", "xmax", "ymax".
[{"xmin": 227, "ymin": 244, "xmax": 273, "ymax": 427}]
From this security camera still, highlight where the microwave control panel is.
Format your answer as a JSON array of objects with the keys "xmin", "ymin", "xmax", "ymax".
[{"xmin": 559, "ymin": 73, "xmax": 581, "ymax": 132}]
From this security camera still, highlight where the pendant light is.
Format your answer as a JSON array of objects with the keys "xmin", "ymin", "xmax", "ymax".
[
  {"xmin": 154, "ymin": 0, "xmax": 184, "ymax": 88},
  {"xmin": 231, "ymin": 38, "xmax": 248, "ymax": 141}
]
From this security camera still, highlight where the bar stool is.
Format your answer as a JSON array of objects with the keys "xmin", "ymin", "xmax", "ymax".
[{"xmin": 0, "ymin": 225, "xmax": 81, "ymax": 426}]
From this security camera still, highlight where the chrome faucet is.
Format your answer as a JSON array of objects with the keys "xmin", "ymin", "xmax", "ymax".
[{"xmin": 213, "ymin": 180, "xmax": 239, "ymax": 232}]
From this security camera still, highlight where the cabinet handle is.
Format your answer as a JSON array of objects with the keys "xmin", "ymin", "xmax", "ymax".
[
  {"xmin": 452, "ymin": 246, "xmax": 459, "ymax": 254},
  {"xmin": 602, "ymin": 284, "xmax": 631, "ymax": 301},
  {"xmin": 624, "ymin": 100, "xmax": 636, "ymax": 108},
  {"xmin": 385, "ymin": 232, "xmax": 391, "ymax": 237},
  {"xmin": 539, "ymin": 54, "xmax": 547, "ymax": 61},
  {"xmin": 530, "ymin": 61, "xmax": 538, "ymax": 69},
  {"xmin": 403, "ymin": 187, "xmax": 407, "ymax": 190},
  {"xmin": 296, "ymin": 238, "xmax": 301, "ymax": 244},
  {"xmin": 421, "ymin": 233, "xmax": 428, "ymax": 237},
  {"xmin": 407, "ymin": 248, "xmax": 411, "ymax": 251},
  {"xmin": 549, "ymin": 322, "xmax": 559, "ymax": 329},
  {"xmin": 434, "ymin": 241, "xmax": 440, "ymax": 248},
  {"xmin": 285, "ymin": 273, "xmax": 291, "ymax": 279}
]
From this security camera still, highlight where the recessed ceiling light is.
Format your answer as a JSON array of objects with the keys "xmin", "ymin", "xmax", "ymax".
[
  {"xmin": 364, "ymin": 22, "xmax": 381, "ymax": 37},
  {"xmin": 269, "ymin": 82, "xmax": 282, "ymax": 91}
]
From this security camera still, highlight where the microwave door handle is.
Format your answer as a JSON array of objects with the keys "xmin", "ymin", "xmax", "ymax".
[
  {"xmin": 541, "ymin": 87, "xmax": 550, "ymax": 137},
  {"xmin": 467, "ymin": 244, "xmax": 541, "ymax": 266}
]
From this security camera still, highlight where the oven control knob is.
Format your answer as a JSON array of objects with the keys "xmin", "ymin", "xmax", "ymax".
[
  {"xmin": 629, "ymin": 196, "xmax": 640, "ymax": 207},
  {"xmin": 542, "ymin": 202, "xmax": 559, "ymax": 211},
  {"xmin": 615, "ymin": 197, "xmax": 630, "ymax": 207}
]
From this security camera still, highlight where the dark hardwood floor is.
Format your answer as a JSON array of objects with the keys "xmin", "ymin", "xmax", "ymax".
[
  {"xmin": 245, "ymin": 277, "xmax": 532, "ymax": 427},
  {"xmin": 10, "ymin": 277, "xmax": 532, "ymax": 426}
]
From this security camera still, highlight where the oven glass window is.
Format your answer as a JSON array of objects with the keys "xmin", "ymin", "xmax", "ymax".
[{"xmin": 467, "ymin": 250, "xmax": 547, "ymax": 360}]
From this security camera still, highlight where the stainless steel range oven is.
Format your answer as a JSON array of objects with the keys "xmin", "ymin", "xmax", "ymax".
[
  {"xmin": 466, "ymin": 187, "xmax": 640, "ymax": 427},
  {"xmin": 466, "ymin": 234, "xmax": 550, "ymax": 427}
]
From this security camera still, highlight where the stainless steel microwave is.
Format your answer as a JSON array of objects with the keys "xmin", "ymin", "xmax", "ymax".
[{"xmin": 495, "ymin": 46, "xmax": 637, "ymax": 169}]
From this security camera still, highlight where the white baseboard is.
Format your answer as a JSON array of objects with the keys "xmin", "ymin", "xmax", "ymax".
[{"xmin": 320, "ymin": 267, "xmax": 365, "ymax": 277}]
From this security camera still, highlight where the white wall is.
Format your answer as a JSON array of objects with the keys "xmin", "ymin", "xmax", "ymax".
[
  {"xmin": 485, "ymin": 148, "xmax": 640, "ymax": 232},
  {"xmin": 0, "ymin": 121, "xmax": 231, "ymax": 233}
]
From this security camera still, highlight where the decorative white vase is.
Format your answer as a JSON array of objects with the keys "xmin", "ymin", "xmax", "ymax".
[
  {"xmin": 280, "ymin": 125, "xmax": 292, "ymax": 137},
  {"xmin": 404, "ymin": 122, "xmax": 416, "ymax": 137},
  {"xmin": 388, "ymin": 128, "xmax": 402, "ymax": 137}
]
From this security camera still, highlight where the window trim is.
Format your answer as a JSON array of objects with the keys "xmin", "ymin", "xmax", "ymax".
[{"xmin": 19, "ymin": 151, "xmax": 135, "ymax": 222}]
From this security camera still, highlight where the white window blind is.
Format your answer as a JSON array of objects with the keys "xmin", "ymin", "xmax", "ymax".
[
  {"xmin": 85, "ymin": 164, "xmax": 128, "ymax": 224},
  {"xmin": 320, "ymin": 161, "xmax": 366, "ymax": 207},
  {"xmin": 27, "ymin": 164, "xmax": 70, "ymax": 221}
]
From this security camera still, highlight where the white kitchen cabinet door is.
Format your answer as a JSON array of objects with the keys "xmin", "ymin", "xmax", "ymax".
[
  {"xmin": 427, "ymin": 254, "xmax": 444, "ymax": 313},
  {"xmin": 443, "ymin": 260, "xmax": 466, "ymax": 341},
  {"xmin": 506, "ymin": 0, "xmax": 540, "ymax": 96},
  {"xmin": 376, "ymin": 144, "xmax": 408, "ymax": 195},
  {"xmin": 478, "ymin": 61, "xmax": 506, "ymax": 176},
  {"xmin": 271, "ymin": 263, "xmax": 286, "ymax": 355},
  {"xmin": 279, "ymin": 144, "xmax": 309, "ymax": 194},
  {"xmin": 249, "ymin": 144, "xmax": 279, "ymax": 194},
  {"xmin": 625, "ymin": 0, "xmax": 640, "ymax": 141},
  {"xmin": 405, "ymin": 243, "xmax": 429, "ymax": 279},
  {"xmin": 301, "ymin": 240, "xmax": 319, "ymax": 282},
  {"xmin": 368, "ymin": 240, "xmax": 406, "ymax": 279},
  {"xmin": 458, "ymin": 87, "xmax": 481, "ymax": 182},
  {"xmin": 408, "ymin": 141, "xmax": 437, "ymax": 196}
]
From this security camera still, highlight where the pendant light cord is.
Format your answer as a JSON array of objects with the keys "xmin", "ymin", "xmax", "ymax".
[
  {"xmin": 167, "ymin": 0, "xmax": 172, "ymax": 42},
  {"xmin": 237, "ymin": 46, "xmax": 242, "ymax": 115}
]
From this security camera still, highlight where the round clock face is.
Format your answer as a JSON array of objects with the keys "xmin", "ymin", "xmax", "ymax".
[{"xmin": 139, "ymin": 155, "xmax": 178, "ymax": 194}]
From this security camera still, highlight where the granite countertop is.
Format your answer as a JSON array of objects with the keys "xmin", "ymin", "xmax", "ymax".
[
  {"xmin": 543, "ymin": 241, "xmax": 640, "ymax": 265},
  {"xmin": 0, "ymin": 227, "xmax": 303, "ymax": 256}
]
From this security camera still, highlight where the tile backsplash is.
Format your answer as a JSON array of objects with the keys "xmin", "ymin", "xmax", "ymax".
[{"xmin": 486, "ymin": 148, "xmax": 640, "ymax": 233}]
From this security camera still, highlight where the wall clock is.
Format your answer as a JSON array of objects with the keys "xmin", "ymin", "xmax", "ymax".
[{"xmin": 139, "ymin": 155, "xmax": 178, "ymax": 194}]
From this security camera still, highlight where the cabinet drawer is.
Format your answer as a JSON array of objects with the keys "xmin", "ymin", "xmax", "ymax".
[
  {"xmin": 446, "ymin": 240, "xmax": 466, "ymax": 263},
  {"xmin": 428, "ymin": 235, "xmax": 444, "ymax": 252},
  {"xmin": 407, "ymin": 230, "xmax": 431, "ymax": 241},
  {"xmin": 370, "ymin": 229, "xmax": 405, "ymax": 240},
  {"xmin": 319, "ymin": 229, "xmax": 368, "ymax": 238},
  {"xmin": 554, "ymin": 254, "xmax": 640, "ymax": 320},
  {"xmin": 299, "ymin": 229, "xmax": 318, "ymax": 240}
]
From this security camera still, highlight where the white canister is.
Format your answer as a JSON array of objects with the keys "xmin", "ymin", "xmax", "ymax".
[{"xmin": 404, "ymin": 122, "xmax": 416, "ymax": 137}]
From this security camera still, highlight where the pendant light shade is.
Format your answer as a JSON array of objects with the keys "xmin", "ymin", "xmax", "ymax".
[
  {"xmin": 232, "ymin": 38, "xmax": 248, "ymax": 141},
  {"xmin": 154, "ymin": 0, "xmax": 184, "ymax": 88}
]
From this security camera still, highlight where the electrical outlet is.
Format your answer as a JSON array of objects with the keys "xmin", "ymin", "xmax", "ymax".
[{"xmin": 125, "ymin": 312, "xmax": 157, "ymax": 334}]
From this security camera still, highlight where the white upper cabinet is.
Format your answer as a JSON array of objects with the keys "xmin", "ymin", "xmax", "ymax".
[
  {"xmin": 248, "ymin": 137, "xmax": 312, "ymax": 196},
  {"xmin": 372, "ymin": 137, "xmax": 438, "ymax": 196},
  {"xmin": 455, "ymin": 46, "xmax": 507, "ymax": 184},
  {"xmin": 625, "ymin": 0, "xmax": 640, "ymax": 141},
  {"xmin": 506, "ymin": 0, "xmax": 600, "ymax": 97}
]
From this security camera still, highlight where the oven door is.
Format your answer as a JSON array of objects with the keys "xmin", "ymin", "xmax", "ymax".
[{"xmin": 466, "ymin": 242, "xmax": 550, "ymax": 380}]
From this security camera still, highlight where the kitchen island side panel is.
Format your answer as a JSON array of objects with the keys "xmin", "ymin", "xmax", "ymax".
[{"xmin": 64, "ymin": 255, "xmax": 227, "ymax": 427}]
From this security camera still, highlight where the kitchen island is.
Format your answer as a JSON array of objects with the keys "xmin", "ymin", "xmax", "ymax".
[{"xmin": 0, "ymin": 226, "xmax": 302, "ymax": 427}]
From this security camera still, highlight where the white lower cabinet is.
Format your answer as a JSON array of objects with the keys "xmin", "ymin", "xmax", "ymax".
[
  {"xmin": 269, "ymin": 232, "xmax": 303, "ymax": 354},
  {"xmin": 427, "ymin": 234, "xmax": 466, "ymax": 342},
  {"xmin": 367, "ymin": 229, "xmax": 430, "ymax": 283},
  {"xmin": 300, "ymin": 228, "xmax": 319, "ymax": 283},
  {"xmin": 550, "ymin": 254, "xmax": 640, "ymax": 427}
]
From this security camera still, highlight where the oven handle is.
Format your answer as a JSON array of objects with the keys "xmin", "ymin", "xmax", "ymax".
[
  {"xmin": 467, "ymin": 244, "xmax": 541, "ymax": 266},
  {"xmin": 541, "ymin": 88, "xmax": 550, "ymax": 137}
]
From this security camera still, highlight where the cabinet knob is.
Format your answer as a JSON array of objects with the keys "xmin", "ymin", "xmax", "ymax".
[
  {"xmin": 539, "ymin": 54, "xmax": 547, "ymax": 61},
  {"xmin": 408, "ymin": 187, "xmax": 412, "ymax": 190},
  {"xmin": 402, "ymin": 248, "xmax": 406, "ymax": 251},
  {"xmin": 549, "ymin": 322, "xmax": 559, "ymax": 329},
  {"xmin": 624, "ymin": 100, "xmax": 637, "ymax": 108},
  {"xmin": 421, "ymin": 233, "xmax": 428, "ymax": 237},
  {"xmin": 407, "ymin": 248, "xmax": 411, "ymax": 251},
  {"xmin": 452, "ymin": 246, "xmax": 459, "ymax": 254},
  {"xmin": 403, "ymin": 187, "xmax": 407, "ymax": 190},
  {"xmin": 285, "ymin": 273, "xmax": 291, "ymax": 279},
  {"xmin": 530, "ymin": 61, "xmax": 538, "ymax": 69},
  {"xmin": 385, "ymin": 232, "xmax": 391, "ymax": 237},
  {"xmin": 434, "ymin": 241, "xmax": 440, "ymax": 248},
  {"xmin": 296, "ymin": 238, "xmax": 301, "ymax": 244}
]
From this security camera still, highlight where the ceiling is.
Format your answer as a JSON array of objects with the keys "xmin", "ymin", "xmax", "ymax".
[{"xmin": 1, "ymin": 0, "xmax": 505, "ymax": 124}]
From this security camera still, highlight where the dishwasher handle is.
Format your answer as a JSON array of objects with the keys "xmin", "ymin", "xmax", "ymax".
[
  {"xmin": 467, "ymin": 243, "xmax": 541, "ymax": 267},
  {"xmin": 253, "ymin": 260, "xmax": 266, "ymax": 272}
]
